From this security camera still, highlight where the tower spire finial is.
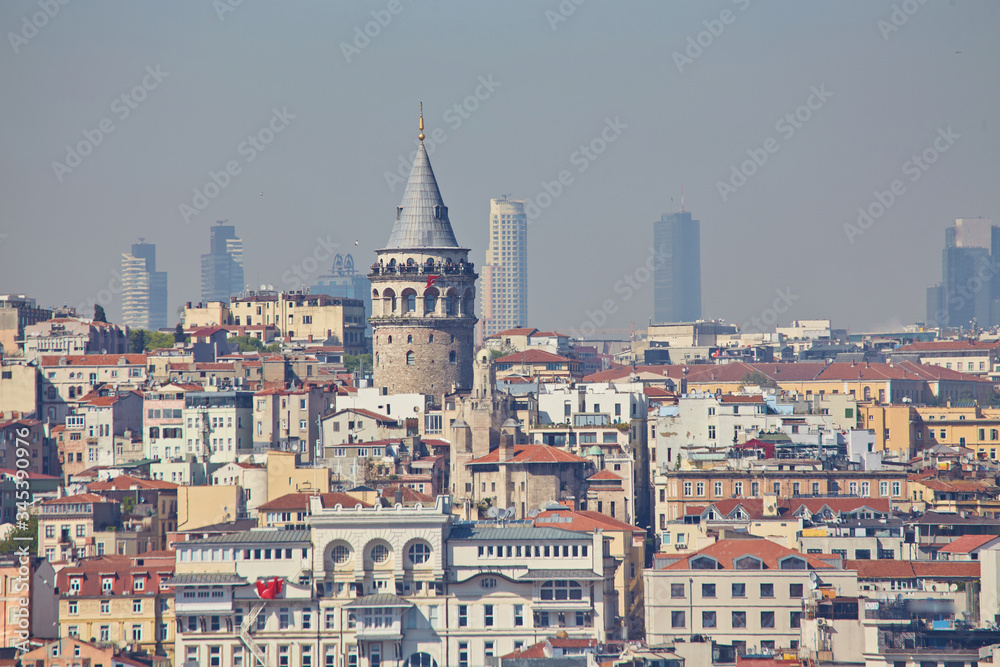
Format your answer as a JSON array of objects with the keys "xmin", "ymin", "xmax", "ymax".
[{"xmin": 418, "ymin": 102, "xmax": 425, "ymax": 143}]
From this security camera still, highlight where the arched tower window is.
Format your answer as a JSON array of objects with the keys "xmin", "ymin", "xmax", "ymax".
[
  {"xmin": 449, "ymin": 351, "xmax": 456, "ymax": 365},
  {"xmin": 407, "ymin": 335, "xmax": 413, "ymax": 343},
  {"xmin": 406, "ymin": 351, "xmax": 415, "ymax": 365}
]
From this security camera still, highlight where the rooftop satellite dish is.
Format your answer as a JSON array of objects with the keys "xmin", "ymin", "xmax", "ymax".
[
  {"xmin": 486, "ymin": 506, "xmax": 500, "ymax": 519},
  {"xmin": 527, "ymin": 508, "xmax": 541, "ymax": 518},
  {"xmin": 506, "ymin": 505, "xmax": 516, "ymax": 518}
]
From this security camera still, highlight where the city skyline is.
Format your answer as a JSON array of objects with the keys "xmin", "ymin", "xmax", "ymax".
[{"xmin": 2, "ymin": 2, "xmax": 999, "ymax": 333}]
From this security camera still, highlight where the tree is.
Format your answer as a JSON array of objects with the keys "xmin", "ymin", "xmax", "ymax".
[
  {"xmin": 93, "ymin": 304, "xmax": 107, "ymax": 323},
  {"xmin": 0, "ymin": 515, "xmax": 37, "ymax": 555},
  {"xmin": 174, "ymin": 323, "xmax": 187, "ymax": 344},
  {"xmin": 121, "ymin": 496, "xmax": 136, "ymax": 515},
  {"xmin": 739, "ymin": 370, "xmax": 777, "ymax": 389},
  {"xmin": 228, "ymin": 335, "xmax": 281, "ymax": 353},
  {"xmin": 129, "ymin": 329, "xmax": 147, "ymax": 353},
  {"xmin": 344, "ymin": 353, "xmax": 373, "ymax": 374}
]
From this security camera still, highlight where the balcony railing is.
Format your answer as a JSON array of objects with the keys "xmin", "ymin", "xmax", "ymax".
[{"xmin": 370, "ymin": 262, "xmax": 475, "ymax": 276}]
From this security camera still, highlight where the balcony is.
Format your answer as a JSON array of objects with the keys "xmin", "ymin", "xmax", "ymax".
[{"xmin": 369, "ymin": 262, "xmax": 475, "ymax": 277}]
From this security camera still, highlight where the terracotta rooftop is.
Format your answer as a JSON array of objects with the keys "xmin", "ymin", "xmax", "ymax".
[
  {"xmin": 467, "ymin": 444, "xmax": 588, "ymax": 466},
  {"xmin": 938, "ymin": 534, "xmax": 999, "ymax": 554},
  {"xmin": 257, "ymin": 492, "xmax": 372, "ymax": 511},
  {"xmin": 659, "ymin": 538, "xmax": 834, "ymax": 570},
  {"xmin": 845, "ymin": 559, "xmax": 980, "ymax": 579},
  {"xmin": 88, "ymin": 475, "xmax": 179, "ymax": 491},
  {"xmin": 42, "ymin": 493, "xmax": 112, "ymax": 505},
  {"xmin": 39, "ymin": 354, "xmax": 146, "ymax": 366},
  {"xmin": 493, "ymin": 349, "xmax": 574, "ymax": 364}
]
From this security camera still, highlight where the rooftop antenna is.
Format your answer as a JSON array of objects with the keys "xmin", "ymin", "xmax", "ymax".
[{"xmin": 680, "ymin": 187, "xmax": 685, "ymax": 213}]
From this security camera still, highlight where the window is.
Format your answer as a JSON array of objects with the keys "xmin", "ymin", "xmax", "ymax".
[
  {"xmin": 760, "ymin": 611, "xmax": 775, "ymax": 628},
  {"xmin": 279, "ymin": 607, "xmax": 290, "ymax": 630},
  {"xmin": 790, "ymin": 583, "xmax": 804, "ymax": 598},
  {"xmin": 458, "ymin": 642, "xmax": 469, "ymax": 667},
  {"xmin": 406, "ymin": 351, "xmax": 415, "ymax": 365},
  {"xmin": 302, "ymin": 609, "xmax": 312, "ymax": 630},
  {"xmin": 133, "ymin": 600, "xmax": 142, "ymax": 613},
  {"xmin": 696, "ymin": 482, "xmax": 705, "ymax": 496},
  {"xmin": 683, "ymin": 482, "xmax": 692, "ymax": 496},
  {"xmin": 132, "ymin": 625, "xmax": 142, "ymax": 641},
  {"xmin": 68, "ymin": 601, "xmax": 78, "ymax": 615},
  {"xmin": 481, "ymin": 577, "xmax": 497, "ymax": 589},
  {"xmin": 484, "ymin": 604, "xmax": 494, "ymax": 627},
  {"xmin": 714, "ymin": 481, "xmax": 723, "ymax": 496},
  {"xmin": 702, "ymin": 610, "xmax": 717, "ymax": 628},
  {"xmin": 100, "ymin": 625, "xmax": 110, "ymax": 642},
  {"xmin": 671, "ymin": 610, "xmax": 686, "ymax": 628},
  {"xmin": 702, "ymin": 583, "xmax": 716, "ymax": 598},
  {"xmin": 760, "ymin": 583, "xmax": 774, "ymax": 598},
  {"xmin": 540, "ymin": 580, "xmax": 583, "ymax": 600},
  {"xmin": 371, "ymin": 544, "xmax": 391, "ymax": 564},
  {"xmin": 458, "ymin": 605, "xmax": 468, "ymax": 627},
  {"xmin": 514, "ymin": 604, "xmax": 523, "ymax": 626},
  {"xmin": 408, "ymin": 542, "xmax": 431, "ymax": 565},
  {"xmin": 732, "ymin": 611, "xmax": 746, "ymax": 628},
  {"xmin": 101, "ymin": 600, "xmax": 110, "ymax": 614},
  {"xmin": 732, "ymin": 582, "xmax": 746, "ymax": 597},
  {"xmin": 855, "ymin": 549, "xmax": 871, "ymax": 560},
  {"xmin": 790, "ymin": 611, "xmax": 803, "ymax": 628}
]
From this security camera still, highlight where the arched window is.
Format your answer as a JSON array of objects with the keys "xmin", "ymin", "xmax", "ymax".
[
  {"xmin": 429, "ymin": 334, "xmax": 434, "ymax": 343},
  {"xmin": 406, "ymin": 293, "xmax": 416, "ymax": 313},
  {"xmin": 403, "ymin": 653, "xmax": 438, "ymax": 667},
  {"xmin": 540, "ymin": 580, "xmax": 583, "ymax": 600},
  {"xmin": 408, "ymin": 542, "xmax": 431, "ymax": 565},
  {"xmin": 446, "ymin": 294, "xmax": 457, "ymax": 316},
  {"xmin": 387, "ymin": 335, "xmax": 393, "ymax": 344},
  {"xmin": 406, "ymin": 351, "xmax": 415, "ymax": 365},
  {"xmin": 370, "ymin": 543, "xmax": 391, "ymax": 565},
  {"xmin": 449, "ymin": 351, "xmax": 456, "ymax": 365},
  {"xmin": 425, "ymin": 292, "xmax": 437, "ymax": 314},
  {"xmin": 407, "ymin": 334, "xmax": 413, "ymax": 344},
  {"xmin": 734, "ymin": 555, "xmax": 763, "ymax": 570},
  {"xmin": 779, "ymin": 555, "xmax": 807, "ymax": 570},
  {"xmin": 328, "ymin": 542, "xmax": 352, "ymax": 566}
]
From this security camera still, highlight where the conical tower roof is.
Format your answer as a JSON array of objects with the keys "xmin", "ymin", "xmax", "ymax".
[{"xmin": 383, "ymin": 141, "xmax": 460, "ymax": 250}]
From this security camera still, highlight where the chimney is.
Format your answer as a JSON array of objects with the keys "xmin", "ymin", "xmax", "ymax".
[
  {"xmin": 563, "ymin": 497, "xmax": 576, "ymax": 511},
  {"xmin": 308, "ymin": 335, "xmax": 313, "ymax": 342},
  {"xmin": 500, "ymin": 430, "xmax": 513, "ymax": 462},
  {"xmin": 186, "ymin": 302, "xmax": 191, "ymax": 308},
  {"xmin": 394, "ymin": 487, "xmax": 403, "ymax": 506}
]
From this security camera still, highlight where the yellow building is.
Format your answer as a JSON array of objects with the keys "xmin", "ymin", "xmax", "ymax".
[
  {"xmin": 859, "ymin": 404, "xmax": 1000, "ymax": 461},
  {"xmin": 176, "ymin": 485, "xmax": 245, "ymax": 531},
  {"xmin": 534, "ymin": 505, "xmax": 647, "ymax": 640},
  {"xmin": 493, "ymin": 349, "xmax": 583, "ymax": 382},
  {"xmin": 266, "ymin": 450, "xmax": 330, "ymax": 500},
  {"xmin": 229, "ymin": 290, "xmax": 366, "ymax": 353},
  {"xmin": 56, "ymin": 553, "xmax": 175, "ymax": 662},
  {"xmin": 908, "ymin": 474, "xmax": 1000, "ymax": 517}
]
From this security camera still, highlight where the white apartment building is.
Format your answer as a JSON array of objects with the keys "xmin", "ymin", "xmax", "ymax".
[
  {"xmin": 181, "ymin": 391, "xmax": 254, "ymax": 465},
  {"xmin": 480, "ymin": 197, "xmax": 528, "ymax": 339}
]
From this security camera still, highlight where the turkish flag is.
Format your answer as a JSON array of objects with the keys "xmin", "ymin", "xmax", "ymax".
[{"xmin": 425, "ymin": 275, "xmax": 440, "ymax": 289}]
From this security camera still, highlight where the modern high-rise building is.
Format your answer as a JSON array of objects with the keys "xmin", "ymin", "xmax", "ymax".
[
  {"xmin": 200, "ymin": 221, "xmax": 244, "ymax": 303},
  {"xmin": 926, "ymin": 218, "xmax": 998, "ymax": 329},
  {"xmin": 653, "ymin": 210, "xmax": 701, "ymax": 324},
  {"xmin": 311, "ymin": 253, "xmax": 373, "ymax": 337},
  {"xmin": 479, "ymin": 197, "xmax": 528, "ymax": 339},
  {"xmin": 121, "ymin": 240, "xmax": 168, "ymax": 330}
]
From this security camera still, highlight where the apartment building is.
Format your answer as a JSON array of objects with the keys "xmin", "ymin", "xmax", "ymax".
[
  {"xmin": 252, "ymin": 385, "xmax": 327, "ymax": 462},
  {"xmin": 38, "ymin": 353, "xmax": 147, "ymax": 424},
  {"xmin": 645, "ymin": 538, "xmax": 858, "ymax": 654},
  {"xmin": 0, "ymin": 294, "xmax": 52, "ymax": 355},
  {"xmin": 229, "ymin": 290, "xmax": 367, "ymax": 354},
  {"xmin": 891, "ymin": 339, "xmax": 1000, "ymax": 379},
  {"xmin": 57, "ymin": 553, "xmax": 176, "ymax": 661},
  {"xmin": 0, "ymin": 358, "xmax": 38, "ymax": 415},
  {"xmin": 181, "ymin": 390, "xmax": 254, "ymax": 464},
  {"xmin": 37, "ymin": 493, "xmax": 121, "ymax": 561},
  {"xmin": 144, "ymin": 382, "xmax": 202, "ymax": 461},
  {"xmin": 72, "ymin": 390, "xmax": 144, "ymax": 468},
  {"xmin": 23, "ymin": 318, "xmax": 127, "ymax": 362}
]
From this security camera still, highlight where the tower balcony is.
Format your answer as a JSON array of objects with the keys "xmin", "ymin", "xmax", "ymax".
[{"xmin": 369, "ymin": 261, "xmax": 475, "ymax": 277}]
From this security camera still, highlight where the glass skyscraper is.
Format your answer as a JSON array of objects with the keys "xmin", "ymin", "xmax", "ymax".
[
  {"xmin": 653, "ymin": 210, "xmax": 702, "ymax": 324},
  {"xmin": 480, "ymin": 197, "xmax": 528, "ymax": 339},
  {"xmin": 200, "ymin": 221, "xmax": 244, "ymax": 303}
]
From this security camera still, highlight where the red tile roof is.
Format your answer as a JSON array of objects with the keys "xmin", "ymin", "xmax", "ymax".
[
  {"xmin": 467, "ymin": 444, "xmax": 588, "ymax": 466},
  {"xmin": 587, "ymin": 469, "xmax": 624, "ymax": 481},
  {"xmin": 846, "ymin": 559, "xmax": 980, "ymax": 579},
  {"xmin": 88, "ymin": 475, "xmax": 179, "ymax": 491},
  {"xmin": 381, "ymin": 486, "xmax": 435, "ymax": 503},
  {"xmin": 39, "ymin": 354, "xmax": 146, "ymax": 366},
  {"xmin": 535, "ymin": 508, "xmax": 644, "ymax": 535},
  {"xmin": 42, "ymin": 493, "xmax": 112, "ymax": 505},
  {"xmin": 502, "ymin": 641, "xmax": 547, "ymax": 659},
  {"xmin": 257, "ymin": 492, "xmax": 372, "ymax": 511},
  {"xmin": 938, "ymin": 534, "xmax": 999, "ymax": 554},
  {"xmin": 660, "ymin": 538, "xmax": 834, "ymax": 570},
  {"xmin": 333, "ymin": 408, "xmax": 396, "ymax": 422}
]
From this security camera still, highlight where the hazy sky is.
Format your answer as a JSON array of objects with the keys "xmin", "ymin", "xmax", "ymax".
[{"xmin": 2, "ymin": 0, "xmax": 998, "ymax": 335}]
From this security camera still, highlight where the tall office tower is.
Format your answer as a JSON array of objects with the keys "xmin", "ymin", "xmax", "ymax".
[
  {"xmin": 480, "ymin": 197, "xmax": 528, "ymax": 339},
  {"xmin": 200, "ymin": 221, "xmax": 245, "ymax": 303},
  {"xmin": 121, "ymin": 240, "xmax": 168, "ymax": 330},
  {"xmin": 653, "ymin": 210, "xmax": 702, "ymax": 323},
  {"xmin": 927, "ymin": 218, "xmax": 997, "ymax": 329}
]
